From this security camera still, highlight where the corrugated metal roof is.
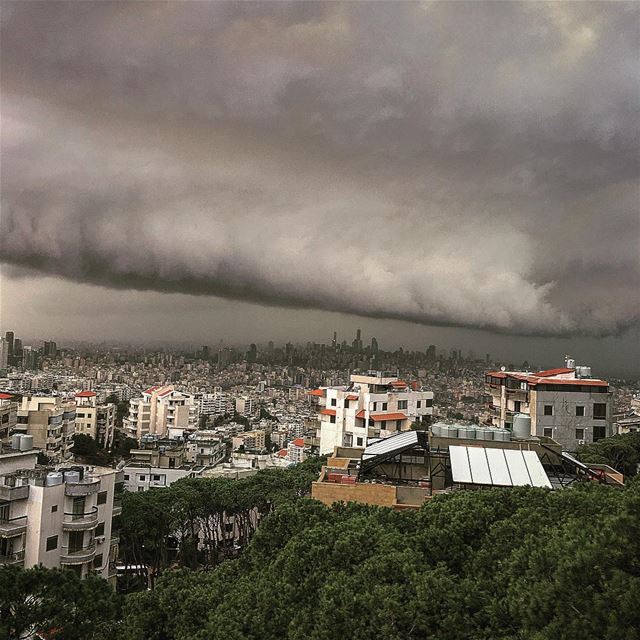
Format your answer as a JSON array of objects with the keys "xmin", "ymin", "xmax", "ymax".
[{"xmin": 362, "ymin": 430, "xmax": 418, "ymax": 459}]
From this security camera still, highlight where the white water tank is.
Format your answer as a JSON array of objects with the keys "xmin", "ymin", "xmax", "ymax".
[
  {"xmin": 493, "ymin": 428, "xmax": 511, "ymax": 442},
  {"xmin": 11, "ymin": 434, "xmax": 22, "ymax": 450},
  {"xmin": 431, "ymin": 423, "xmax": 442, "ymax": 437},
  {"xmin": 46, "ymin": 472, "xmax": 64, "ymax": 486},
  {"xmin": 443, "ymin": 425, "xmax": 458, "ymax": 438},
  {"xmin": 512, "ymin": 414, "xmax": 532, "ymax": 439},
  {"xmin": 475, "ymin": 427, "xmax": 493, "ymax": 441},
  {"xmin": 19, "ymin": 435, "xmax": 33, "ymax": 451},
  {"xmin": 565, "ymin": 356, "xmax": 575, "ymax": 369},
  {"xmin": 576, "ymin": 366, "xmax": 592, "ymax": 379},
  {"xmin": 457, "ymin": 426, "xmax": 476, "ymax": 439},
  {"xmin": 64, "ymin": 470, "xmax": 81, "ymax": 484}
]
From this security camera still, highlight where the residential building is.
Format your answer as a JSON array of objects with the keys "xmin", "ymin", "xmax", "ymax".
[
  {"xmin": 16, "ymin": 396, "xmax": 77, "ymax": 460},
  {"xmin": 286, "ymin": 437, "xmax": 306, "ymax": 464},
  {"xmin": 314, "ymin": 370, "xmax": 434, "ymax": 455},
  {"xmin": 485, "ymin": 359, "xmax": 613, "ymax": 450},
  {"xmin": 0, "ymin": 338, "xmax": 8, "ymax": 370},
  {"xmin": 0, "ymin": 441, "xmax": 121, "ymax": 583},
  {"xmin": 232, "ymin": 429, "xmax": 265, "ymax": 452},
  {"xmin": 74, "ymin": 391, "xmax": 116, "ymax": 449},
  {"xmin": 0, "ymin": 394, "xmax": 17, "ymax": 444},
  {"xmin": 235, "ymin": 396, "xmax": 254, "ymax": 417},
  {"xmin": 123, "ymin": 385, "xmax": 196, "ymax": 441},
  {"xmin": 185, "ymin": 430, "xmax": 226, "ymax": 466},
  {"xmin": 197, "ymin": 390, "xmax": 227, "ymax": 417}
]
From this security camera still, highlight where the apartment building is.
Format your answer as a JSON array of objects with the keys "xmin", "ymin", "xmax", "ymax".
[
  {"xmin": 122, "ymin": 437, "xmax": 213, "ymax": 491},
  {"xmin": 186, "ymin": 430, "xmax": 226, "ymax": 466},
  {"xmin": 485, "ymin": 359, "xmax": 613, "ymax": 451},
  {"xmin": 235, "ymin": 396, "xmax": 255, "ymax": 417},
  {"xmin": 16, "ymin": 396, "xmax": 77, "ymax": 461},
  {"xmin": 196, "ymin": 390, "xmax": 228, "ymax": 417},
  {"xmin": 0, "ymin": 440, "xmax": 122, "ymax": 583},
  {"xmin": 123, "ymin": 385, "xmax": 196, "ymax": 441},
  {"xmin": 286, "ymin": 437, "xmax": 306, "ymax": 464},
  {"xmin": 232, "ymin": 429, "xmax": 265, "ymax": 452},
  {"xmin": 0, "ymin": 393, "xmax": 17, "ymax": 444},
  {"xmin": 314, "ymin": 371, "xmax": 434, "ymax": 455},
  {"xmin": 74, "ymin": 391, "xmax": 116, "ymax": 449}
]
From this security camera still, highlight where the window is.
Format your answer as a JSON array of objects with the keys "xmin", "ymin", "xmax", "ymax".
[
  {"xmin": 344, "ymin": 400, "xmax": 350, "ymax": 409},
  {"xmin": 594, "ymin": 426, "xmax": 607, "ymax": 441},
  {"xmin": 398, "ymin": 400, "xmax": 408, "ymax": 410},
  {"xmin": 46, "ymin": 535, "xmax": 58, "ymax": 551},
  {"xmin": 417, "ymin": 401, "xmax": 421, "ymax": 409},
  {"xmin": 95, "ymin": 522, "xmax": 105, "ymax": 537},
  {"xmin": 139, "ymin": 475, "xmax": 146, "ymax": 482},
  {"xmin": 593, "ymin": 403, "xmax": 607, "ymax": 419},
  {"xmin": 576, "ymin": 406, "xmax": 585, "ymax": 417},
  {"xmin": 543, "ymin": 405, "xmax": 553, "ymax": 416},
  {"xmin": 97, "ymin": 491, "xmax": 107, "ymax": 505},
  {"xmin": 331, "ymin": 398, "xmax": 337, "ymax": 407},
  {"xmin": 93, "ymin": 553, "xmax": 103, "ymax": 569},
  {"xmin": 382, "ymin": 402, "xmax": 388, "ymax": 411},
  {"xmin": 152, "ymin": 475, "xmax": 161, "ymax": 481},
  {"xmin": 543, "ymin": 428, "xmax": 553, "ymax": 438},
  {"xmin": 137, "ymin": 487, "xmax": 144, "ymax": 492},
  {"xmin": 51, "ymin": 505, "xmax": 58, "ymax": 513},
  {"xmin": 514, "ymin": 400, "xmax": 521, "ymax": 412},
  {"xmin": 356, "ymin": 437, "xmax": 363, "ymax": 446},
  {"xmin": 575, "ymin": 428, "xmax": 585, "ymax": 440},
  {"xmin": 123, "ymin": 474, "xmax": 129, "ymax": 481},
  {"xmin": 425, "ymin": 399, "xmax": 433, "ymax": 408},
  {"xmin": 330, "ymin": 415, "xmax": 336, "ymax": 424},
  {"xmin": 396, "ymin": 420, "xmax": 402, "ymax": 430}
]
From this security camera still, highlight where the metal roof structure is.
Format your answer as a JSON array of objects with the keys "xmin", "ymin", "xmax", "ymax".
[
  {"xmin": 362, "ymin": 430, "xmax": 419, "ymax": 460},
  {"xmin": 449, "ymin": 445, "xmax": 552, "ymax": 488}
]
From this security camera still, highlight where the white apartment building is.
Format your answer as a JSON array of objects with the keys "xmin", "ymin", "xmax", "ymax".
[
  {"xmin": 486, "ymin": 359, "xmax": 613, "ymax": 451},
  {"xmin": 0, "ymin": 393, "xmax": 17, "ymax": 444},
  {"xmin": 16, "ymin": 396, "xmax": 77, "ymax": 461},
  {"xmin": 186, "ymin": 430, "xmax": 226, "ymax": 466},
  {"xmin": 74, "ymin": 391, "xmax": 116, "ymax": 449},
  {"xmin": 314, "ymin": 371, "xmax": 434, "ymax": 455},
  {"xmin": 197, "ymin": 389, "xmax": 228, "ymax": 418},
  {"xmin": 123, "ymin": 385, "xmax": 196, "ymax": 441},
  {"xmin": 286, "ymin": 437, "xmax": 306, "ymax": 464},
  {"xmin": 0, "ymin": 440, "xmax": 122, "ymax": 583},
  {"xmin": 235, "ymin": 396, "xmax": 255, "ymax": 417}
]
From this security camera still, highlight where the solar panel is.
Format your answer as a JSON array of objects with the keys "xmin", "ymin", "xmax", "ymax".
[
  {"xmin": 504, "ymin": 449, "xmax": 532, "ymax": 486},
  {"xmin": 485, "ymin": 448, "xmax": 512, "ymax": 486},
  {"xmin": 449, "ymin": 445, "xmax": 472, "ymax": 483},
  {"xmin": 467, "ymin": 446, "xmax": 493, "ymax": 485},
  {"xmin": 522, "ymin": 450, "xmax": 552, "ymax": 488},
  {"xmin": 362, "ymin": 430, "xmax": 418, "ymax": 459}
]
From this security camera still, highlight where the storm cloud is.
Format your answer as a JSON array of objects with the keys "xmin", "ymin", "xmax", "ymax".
[{"xmin": 1, "ymin": 1, "xmax": 639, "ymax": 336}]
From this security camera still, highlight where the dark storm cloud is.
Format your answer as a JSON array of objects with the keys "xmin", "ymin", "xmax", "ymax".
[{"xmin": 1, "ymin": 1, "xmax": 639, "ymax": 336}]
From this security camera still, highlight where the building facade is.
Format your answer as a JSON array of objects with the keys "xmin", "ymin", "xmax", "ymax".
[
  {"xmin": 314, "ymin": 371, "xmax": 434, "ymax": 455},
  {"xmin": 485, "ymin": 362, "xmax": 613, "ymax": 451},
  {"xmin": 74, "ymin": 391, "xmax": 116, "ymax": 449}
]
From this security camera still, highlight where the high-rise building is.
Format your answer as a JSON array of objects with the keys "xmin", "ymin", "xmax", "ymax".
[
  {"xmin": 313, "ymin": 371, "xmax": 434, "ymax": 455},
  {"xmin": 21, "ymin": 346, "xmax": 39, "ymax": 371},
  {"xmin": 370, "ymin": 337, "xmax": 379, "ymax": 353},
  {"xmin": 43, "ymin": 341, "xmax": 57, "ymax": 357},
  {"xmin": 0, "ymin": 338, "xmax": 8, "ymax": 370},
  {"xmin": 426, "ymin": 345, "xmax": 436, "ymax": 361},
  {"xmin": 5, "ymin": 331, "xmax": 14, "ymax": 357},
  {"xmin": 485, "ymin": 359, "xmax": 613, "ymax": 451},
  {"xmin": 247, "ymin": 343, "xmax": 257, "ymax": 363},
  {"xmin": 123, "ymin": 386, "xmax": 196, "ymax": 441}
]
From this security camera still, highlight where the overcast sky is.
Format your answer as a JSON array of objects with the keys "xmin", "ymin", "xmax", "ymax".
[{"xmin": 1, "ymin": 2, "xmax": 639, "ymax": 374}]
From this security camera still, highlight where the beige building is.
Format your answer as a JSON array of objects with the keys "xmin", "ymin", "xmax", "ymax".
[
  {"xmin": 123, "ymin": 385, "xmax": 196, "ymax": 441},
  {"xmin": 232, "ymin": 429, "xmax": 266, "ymax": 452},
  {"xmin": 313, "ymin": 371, "xmax": 434, "ymax": 455},
  {"xmin": 0, "ymin": 440, "xmax": 122, "ymax": 583},
  {"xmin": 0, "ymin": 393, "xmax": 17, "ymax": 444},
  {"xmin": 74, "ymin": 391, "xmax": 116, "ymax": 449},
  {"xmin": 16, "ymin": 396, "xmax": 77, "ymax": 461}
]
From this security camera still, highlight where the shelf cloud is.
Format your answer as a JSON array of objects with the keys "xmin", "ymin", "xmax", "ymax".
[{"xmin": 1, "ymin": 1, "xmax": 638, "ymax": 336}]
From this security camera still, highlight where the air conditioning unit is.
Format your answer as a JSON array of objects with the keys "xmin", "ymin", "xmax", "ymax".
[
  {"xmin": 95, "ymin": 535, "xmax": 106, "ymax": 544},
  {"xmin": 578, "ymin": 440, "xmax": 586, "ymax": 446}
]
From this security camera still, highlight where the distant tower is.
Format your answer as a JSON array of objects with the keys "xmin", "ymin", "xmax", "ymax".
[
  {"xmin": 371, "ymin": 337, "xmax": 379, "ymax": 353},
  {"xmin": 332, "ymin": 331, "xmax": 337, "ymax": 348},
  {"xmin": 5, "ymin": 331, "xmax": 14, "ymax": 357}
]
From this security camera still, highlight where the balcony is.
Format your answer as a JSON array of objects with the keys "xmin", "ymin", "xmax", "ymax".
[
  {"xmin": 0, "ymin": 484, "xmax": 29, "ymax": 501},
  {"xmin": 0, "ymin": 515, "xmax": 28, "ymax": 538},
  {"xmin": 60, "ymin": 541, "xmax": 96, "ymax": 565},
  {"xmin": 110, "ymin": 534, "xmax": 119, "ymax": 547},
  {"xmin": 65, "ymin": 477, "xmax": 100, "ymax": 497},
  {"xmin": 112, "ymin": 499, "xmax": 122, "ymax": 516},
  {"xmin": 0, "ymin": 549, "xmax": 25, "ymax": 565},
  {"xmin": 62, "ymin": 506, "xmax": 99, "ymax": 531}
]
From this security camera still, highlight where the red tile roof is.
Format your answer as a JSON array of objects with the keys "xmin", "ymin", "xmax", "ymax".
[
  {"xmin": 534, "ymin": 367, "xmax": 575, "ymax": 377},
  {"xmin": 277, "ymin": 448, "xmax": 288, "ymax": 458},
  {"xmin": 319, "ymin": 408, "xmax": 336, "ymax": 416},
  {"xmin": 74, "ymin": 391, "xmax": 96, "ymax": 397},
  {"xmin": 529, "ymin": 378, "xmax": 607, "ymax": 387},
  {"xmin": 370, "ymin": 412, "xmax": 408, "ymax": 422},
  {"xmin": 356, "ymin": 409, "xmax": 366, "ymax": 419},
  {"xmin": 144, "ymin": 386, "xmax": 160, "ymax": 395},
  {"xmin": 0, "ymin": 393, "xmax": 14, "ymax": 400},
  {"xmin": 308, "ymin": 389, "xmax": 325, "ymax": 397},
  {"xmin": 346, "ymin": 395, "xmax": 358, "ymax": 401},
  {"xmin": 290, "ymin": 438, "xmax": 305, "ymax": 447},
  {"xmin": 390, "ymin": 380, "xmax": 408, "ymax": 387}
]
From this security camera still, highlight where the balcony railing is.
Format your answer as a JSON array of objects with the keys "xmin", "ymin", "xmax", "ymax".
[
  {"xmin": 60, "ymin": 541, "xmax": 97, "ymax": 564},
  {"xmin": 0, "ymin": 549, "xmax": 25, "ymax": 565},
  {"xmin": 62, "ymin": 506, "xmax": 99, "ymax": 531},
  {"xmin": 112, "ymin": 499, "xmax": 122, "ymax": 516},
  {"xmin": 0, "ymin": 515, "xmax": 28, "ymax": 538},
  {"xmin": 65, "ymin": 477, "xmax": 100, "ymax": 497},
  {"xmin": 0, "ymin": 484, "xmax": 29, "ymax": 501}
]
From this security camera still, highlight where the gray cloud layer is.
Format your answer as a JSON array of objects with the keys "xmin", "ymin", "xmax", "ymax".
[{"xmin": 1, "ymin": 1, "xmax": 639, "ymax": 336}]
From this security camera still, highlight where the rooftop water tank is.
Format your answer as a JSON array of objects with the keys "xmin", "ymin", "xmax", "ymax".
[
  {"xmin": 576, "ymin": 366, "xmax": 592, "ymax": 379},
  {"xmin": 11, "ymin": 434, "xmax": 22, "ymax": 450},
  {"xmin": 442, "ymin": 425, "xmax": 458, "ymax": 438},
  {"xmin": 45, "ymin": 472, "xmax": 64, "ymax": 486},
  {"xmin": 431, "ymin": 423, "xmax": 442, "ymax": 437},
  {"xmin": 19, "ymin": 435, "xmax": 33, "ymax": 451},
  {"xmin": 493, "ymin": 428, "xmax": 511, "ymax": 442},
  {"xmin": 512, "ymin": 414, "xmax": 532, "ymax": 439},
  {"xmin": 475, "ymin": 427, "xmax": 493, "ymax": 441},
  {"xmin": 457, "ymin": 425, "xmax": 476, "ymax": 440},
  {"xmin": 63, "ymin": 470, "xmax": 81, "ymax": 484}
]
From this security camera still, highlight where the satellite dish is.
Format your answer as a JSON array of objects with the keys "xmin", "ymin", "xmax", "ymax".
[{"xmin": 500, "ymin": 366, "xmax": 506, "ymax": 372}]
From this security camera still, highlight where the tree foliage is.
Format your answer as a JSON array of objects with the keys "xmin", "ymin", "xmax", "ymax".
[{"xmin": 577, "ymin": 431, "xmax": 640, "ymax": 477}]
